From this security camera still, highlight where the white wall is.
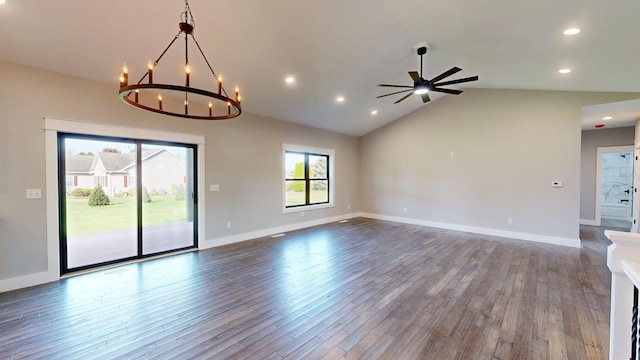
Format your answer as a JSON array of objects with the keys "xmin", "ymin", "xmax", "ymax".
[
  {"xmin": 0, "ymin": 60, "xmax": 360, "ymax": 286},
  {"xmin": 580, "ymin": 127, "xmax": 635, "ymax": 222},
  {"xmin": 360, "ymin": 88, "xmax": 640, "ymax": 244}
]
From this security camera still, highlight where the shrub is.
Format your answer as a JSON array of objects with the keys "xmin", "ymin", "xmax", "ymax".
[
  {"xmin": 71, "ymin": 188, "xmax": 93, "ymax": 197},
  {"xmin": 142, "ymin": 186, "xmax": 151, "ymax": 203},
  {"xmin": 124, "ymin": 187, "xmax": 151, "ymax": 202},
  {"xmin": 88, "ymin": 187, "xmax": 110, "ymax": 206},
  {"xmin": 173, "ymin": 184, "xmax": 186, "ymax": 201},
  {"xmin": 293, "ymin": 162, "xmax": 305, "ymax": 192}
]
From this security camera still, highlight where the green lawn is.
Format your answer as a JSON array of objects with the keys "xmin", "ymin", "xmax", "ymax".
[
  {"xmin": 285, "ymin": 190, "xmax": 328, "ymax": 206},
  {"xmin": 66, "ymin": 194, "xmax": 187, "ymax": 235}
]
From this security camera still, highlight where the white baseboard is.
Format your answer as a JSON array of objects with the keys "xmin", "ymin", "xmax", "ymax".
[
  {"xmin": 359, "ymin": 212, "xmax": 581, "ymax": 248},
  {"xmin": 0, "ymin": 270, "xmax": 58, "ymax": 293},
  {"xmin": 580, "ymin": 218, "xmax": 600, "ymax": 226},
  {"xmin": 201, "ymin": 212, "xmax": 360, "ymax": 249}
]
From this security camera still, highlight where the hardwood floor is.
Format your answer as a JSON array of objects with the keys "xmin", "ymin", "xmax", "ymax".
[{"xmin": 0, "ymin": 218, "xmax": 613, "ymax": 359}]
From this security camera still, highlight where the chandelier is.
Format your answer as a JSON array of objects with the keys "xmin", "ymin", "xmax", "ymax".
[{"xmin": 118, "ymin": 0, "xmax": 241, "ymax": 120}]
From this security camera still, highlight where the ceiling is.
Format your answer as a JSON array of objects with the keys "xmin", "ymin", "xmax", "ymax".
[{"xmin": 1, "ymin": 0, "xmax": 639, "ymax": 136}]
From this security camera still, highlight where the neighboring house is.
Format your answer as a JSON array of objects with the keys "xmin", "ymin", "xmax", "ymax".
[
  {"xmin": 65, "ymin": 149, "xmax": 186, "ymax": 196},
  {"xmin": 65, "ymin": 154, "xmax": 97, "ymax": 192}
]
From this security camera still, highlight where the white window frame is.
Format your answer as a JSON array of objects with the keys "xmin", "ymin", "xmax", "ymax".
[
  {"xmin": 44, "ymin": 118, "xmax": 206, "ymax": 282},
  {"xmin": 282, "ymin": 144, "xmax": 335, "ymax": 213}
]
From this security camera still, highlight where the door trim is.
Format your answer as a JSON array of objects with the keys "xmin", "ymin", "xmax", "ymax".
[{"xmin": 44, "ymin": 118, "xmax": 206, "ymax": 280}]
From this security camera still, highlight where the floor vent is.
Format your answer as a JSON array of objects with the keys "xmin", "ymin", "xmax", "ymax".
[
  {"xmin": 338, "ymin": 219, "xmax": 349, "ymax": 223},
  {"xmin": 271, "ymin": 233, "xmax": 286, "ymax": 238}
]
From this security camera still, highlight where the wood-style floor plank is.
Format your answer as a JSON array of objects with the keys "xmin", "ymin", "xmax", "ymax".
[{"xmin": 0, "ymin": 218, "xmax": 614, "ymax": 359}]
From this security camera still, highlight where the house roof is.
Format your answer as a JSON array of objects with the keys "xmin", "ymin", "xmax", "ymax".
[
  {"xmin": 1, "ymin": 1, "xmax": 639, "ymax": 136},
  {"xmin": 66, "ymin": 149, "xmax": 178, "ymax": 174},
  {"xmin": 65, "ymin": 154, "xmax": 96, "ymax": 173},
  {"xmin": 97, "ymin": 152, "xmax": 135, "ymax": 172}
]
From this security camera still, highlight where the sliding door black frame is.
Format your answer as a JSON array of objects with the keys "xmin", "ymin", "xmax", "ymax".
[{"xmin": 58, "ymin": 133, "xmax": 198, "ymax": 275}]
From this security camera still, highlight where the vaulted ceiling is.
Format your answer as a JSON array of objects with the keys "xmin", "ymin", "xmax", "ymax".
[{"xmin": 1, "ymin": 0, "xmax": 639, "ymax": 136}]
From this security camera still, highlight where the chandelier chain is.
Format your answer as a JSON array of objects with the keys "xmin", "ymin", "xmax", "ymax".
[{"xmin": 181, "ymin": 0, "xmax": 195, "ymax": 29}]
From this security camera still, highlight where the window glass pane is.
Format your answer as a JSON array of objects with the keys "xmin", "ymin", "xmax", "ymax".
[
  {"xmin": 285, "ymin": 180, "xmax": 306, "ymax": 206},
  {"xmin": 285, "ymin": 152, "xmax": 305, "ymax": 179},
  {"xmin": 63, "ymin": 137, "xmax": 137, "ymax": 269},
  {"xmin": 141, "ymin": 144, "xmax": 195, "ymax": 255},
  {"xmin": 310, "ymin": 180, "xmax": 328, "ymax": 203},
  {"xmin": 309, "ymin": 155, "xmax": 327, "ymax": 179}
]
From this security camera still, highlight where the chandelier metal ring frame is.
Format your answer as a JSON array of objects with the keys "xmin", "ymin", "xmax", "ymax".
[{"xmin": 118, "ymin": 0, "xmax": 241, "ymax": 120}]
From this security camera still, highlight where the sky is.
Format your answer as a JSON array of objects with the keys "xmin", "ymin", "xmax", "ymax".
[{"xmin": 64, "ymin": 137, "xmax": 188, "ymax": 159}]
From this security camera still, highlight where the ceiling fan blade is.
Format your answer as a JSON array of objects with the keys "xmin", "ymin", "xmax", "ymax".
[
  {"xmin": 394, "ymin": 92, "xmax": 414, "ymax": 104},
  {"xmin": 408, "ymin": 71, "xmax": 420, "ymax": 82},
  {"xmin": 429, "ymin": 67, "xmax": 462, "ymax": 83},
  {"xmin": 421, "ymin": 93, "xmax": 431, "ymax": 103},
  {"xmin": 377, "ymin": 84, "xmax": 414, "ymax": 88},
  {"xmin": 434, "ymin": 76, "xmax": 479, "ymax": 87},
  {"xmin": 431, "ymin": 87, "xmax": 463, "ymax": 95},
  {"xmin": 376, "ymin": 89, "xmax": 413, "ymax": 98}
]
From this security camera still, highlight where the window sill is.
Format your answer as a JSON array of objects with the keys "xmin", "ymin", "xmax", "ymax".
[{"xmin": 283, "ymin": 202, "xmax": 334, "ymax": 214}]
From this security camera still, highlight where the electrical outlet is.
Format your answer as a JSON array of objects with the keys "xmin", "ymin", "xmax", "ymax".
[
  {"xmin": 403, "ymin": 208, "xmax": 407, "ymax": 213},
  {"xmin": 347, "ymin": 203, "xmax": 351, "ymax": 209},
  {"xmin": 26, "ymin": 189, "xmax": 42, "ymax": 199},
  {"xmin": 226, "ymin": 221, "xmax": 231, "ymax": 229},
  {"xmin": 301, "ymin": 211, "xmax": 305, "ymax": 217},
  {"xmin": 507, "ymin": 218, "xmax": 513, "ymax": 224}
]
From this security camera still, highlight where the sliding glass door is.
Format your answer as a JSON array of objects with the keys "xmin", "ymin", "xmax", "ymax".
[
  {"xmin": 59, "ymin": 134, "xmax": 197, "ymax": 273},
  {"xmin": 141, "ymin": 144, "xmax": 195, "ymax": 255}
]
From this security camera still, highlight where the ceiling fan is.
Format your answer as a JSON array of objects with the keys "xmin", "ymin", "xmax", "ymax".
[{"xmin": 377, "ymin": 46, "xmax": 479, "ymax": 104}]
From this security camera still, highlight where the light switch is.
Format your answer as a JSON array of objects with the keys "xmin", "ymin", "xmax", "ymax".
[
  {"xmin": 26, "ymin": 188, "xmax": 42, "ymax": 199},
  {"xmin": 551, "ymin": 181, "xmax": 563, "ymax": 188},
  {"xmin": 210, "ymin": 184, "xmax": 220, "ymax": 192}
]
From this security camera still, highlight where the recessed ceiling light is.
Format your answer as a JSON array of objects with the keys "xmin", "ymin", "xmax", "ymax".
[
  {"xmin": 285, "ymin": 76, "xmax": 295, "ymax": 84},
  {"xmin": 558, "ymin": 68, "xmax": 571, "ymax": 74},
  {"xmin": 336, "ymin": 96, "xmax": 345, "ymax": 103},
  {"xmin": 371, "ymin": 110, "xmax": 378, "ymax": 115},
  {"xmin": 602, "ymin": 116, "xmax": 613, "ymax": 120},
  {"xmin": 563, "ymin": 28, "xmax": 580, "ymax": 35}
]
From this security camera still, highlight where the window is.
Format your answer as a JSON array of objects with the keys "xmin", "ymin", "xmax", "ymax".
[{"xmin": 283, "ymin": 144, "xmax": 334, "ymax": 212}]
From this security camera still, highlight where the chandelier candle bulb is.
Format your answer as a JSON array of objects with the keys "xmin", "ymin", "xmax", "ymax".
[
  {"xmin": 227, "ymin": 101, "xmax": 231, "ymax": 115},
  {"xmin": 208, "ymin": 101, "xmax": 213, "ymax": 116},
  {"xmin": 134, "ymin": 90, "xmax": 139, "ymax": 103},
  {"xmin": 185, "ymin": 64, "xmax": 191, "ymax": 87},
  {"xmin": 147, "ymin": 59, "xmax": 154, "ymax": 84},
  {"xmin": 122, "ymin": 64, "xmax": 128, "ymax": 87},
  {"xmin": 235, "ymin": 85, "xmax": 239, "ymax": 102},
  {"xmin": 184, "ymin": 100, "xmax": 188, "ymax": 114},
  {"xmin": 218, "ymin": 74, "xmax": 222, "ymax": 94},
  {"xmin": 158, "ymin": 94, "xmax": 163, "ymax": 110}
]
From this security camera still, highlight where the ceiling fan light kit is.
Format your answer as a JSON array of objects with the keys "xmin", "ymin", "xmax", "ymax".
[
  {"xmin": 377, "ymin": 46, "xmax": 478, "ymax": 104},
  {"xmin": 118, "ymin": 0, "xmax": 242, "ymax": 120}
]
